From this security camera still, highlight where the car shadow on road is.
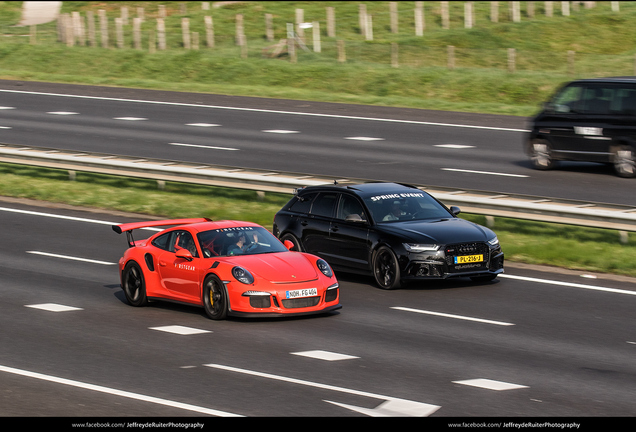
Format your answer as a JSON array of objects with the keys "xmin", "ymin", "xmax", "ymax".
[{"xmin": 334, "ymin": 272, "xmax": 501, "ymax": 291}]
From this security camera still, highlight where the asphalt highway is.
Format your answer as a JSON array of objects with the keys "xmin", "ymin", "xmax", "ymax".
[
  {"xmin": 1, "ymin": 200, "xmax": 635, "ymax": 419},
  {"xmin": 1, "ymin": 81, "xmax": 635, "ymax": 421},
  {"xmin": 0, "ymin": 79, "xmax": 634, "ymax": 206}
]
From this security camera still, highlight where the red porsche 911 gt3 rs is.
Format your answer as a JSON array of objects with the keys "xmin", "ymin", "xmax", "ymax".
[{"xmin": 112, "ymin": 218, "xmax": 341, "ymax": 320}]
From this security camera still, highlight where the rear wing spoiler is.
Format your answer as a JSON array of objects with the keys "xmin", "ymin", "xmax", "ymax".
[{"xmin": 112, "ymin": 218, "xmax": 212, "ymax": 247}]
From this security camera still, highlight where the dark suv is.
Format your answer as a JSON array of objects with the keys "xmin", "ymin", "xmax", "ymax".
[
  {"xmin": 273, "ymin": 182, "xmax": 504, "ymax": 290},
  {"xmin": 525, "ymin": 77, "xmax": 636, "ymax": 177}
]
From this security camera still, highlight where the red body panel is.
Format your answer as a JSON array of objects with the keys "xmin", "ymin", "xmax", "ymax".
[{"xmin": 114, "ymin": 219, "xmax": 340, "ymax": 318}]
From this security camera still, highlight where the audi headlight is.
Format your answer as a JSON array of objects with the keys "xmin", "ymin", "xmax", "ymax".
[
  {"xmin": 488, "ymin": 236, "xmax": 499, "ymax": 247},
  {"xmin": 403, "ymin": 243, "xmax": 440, "ymax": 253},
  {"xmin": 232, "ymin": 266, "xmax": 254, "ymax": 284},
  {"xmin": 316, "ymin": 259, "xmax": 333, "ymax": 277}
]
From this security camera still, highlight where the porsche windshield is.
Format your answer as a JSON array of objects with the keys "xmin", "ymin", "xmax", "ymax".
[
  {"xmin": 363, "ymin": 191, "xmax": 452, "ymax": 222},
  {"xmin": 197, "ymin": 226, "xmax": 288, "ymax": 257}
]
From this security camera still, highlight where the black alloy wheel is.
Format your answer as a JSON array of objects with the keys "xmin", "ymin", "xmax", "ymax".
[
  {"xmin": 122, "ymin": 261, "xmax": 148, "ymax": 307},
  {"xmin": 373, "ymin": 246, "xmax": 401, "ymax": 290},
  {"xmin": 203, "ymin": 274, "xmax": 228, "ymax": 320}
]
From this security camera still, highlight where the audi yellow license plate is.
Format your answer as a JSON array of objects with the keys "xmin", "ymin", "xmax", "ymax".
[{"xmin": 454, "ymin": 254, "xmax": 483, "ymax": 264}]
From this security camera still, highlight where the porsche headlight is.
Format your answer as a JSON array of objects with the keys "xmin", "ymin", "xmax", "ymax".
[
  {"xmin": 232, "ymin": 266, "xmax": 254, "ymax": 284},
  {"xmin": 403, "ymin": 243, "xmax": 440, "ymax": 253},
  {"xmin": 316, "ymin": 259, "xmax": 333, "ymax": 278},
  {"xmin": 488, "ymin": 236, "xmax": 500, "ymax": 247}
]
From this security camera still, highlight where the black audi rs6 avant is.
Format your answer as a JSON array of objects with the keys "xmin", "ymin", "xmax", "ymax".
[{"xmin": 273, "ymin": 182, "xmax": 504, "ymax": 289}]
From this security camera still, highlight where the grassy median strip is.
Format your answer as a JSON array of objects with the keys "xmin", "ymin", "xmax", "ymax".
[{"xmin": 1, "ymin": 162, "xmax": 635, "ymax": 278}]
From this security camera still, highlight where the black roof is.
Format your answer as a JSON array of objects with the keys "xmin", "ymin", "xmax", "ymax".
[
  {"xmin": 297, "ymin": 182, "xmax": 421, "ymax": 198},
  {"xmin": 568, "ymin": 76, "xmax": 636, "ymax": 84}
]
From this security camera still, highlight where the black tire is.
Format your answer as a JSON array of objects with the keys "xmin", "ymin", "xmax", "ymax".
[
  {"xmin": 203, "ymin": 274, "xmax": 228, "ymax": 320},
  {"xmin": 529, "ymin": 139, "xmax": 555, "ymax": 170},
  {"xmin": 280, "ymin": 233, "xmax": 303, "ymax": 252},
  {"xmin": 372, "ymin": 246, "xmax": 401, "ymax": 290},
  {"xmin": 122, "ymin": 261, "xmax": 148, "ymax": 307},
  {"xmin": 613, "ymin": 146, "xmax": 636, "ymax": 178}
]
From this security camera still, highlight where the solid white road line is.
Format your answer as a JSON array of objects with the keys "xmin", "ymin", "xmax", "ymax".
[
  {"xmin": 391, "ymin": 307, "xmax": 514, "ymax": 326},
  {"xmin": 204, "ymin": 363, "xmax": 440, "ymax": 417},
  {"xmin": 0, "ymin": 88, "xmax": 529, "ymax": 132},
  {"xmin": 0, "ymin": 364, "xmax": 242, "ymax": 417},
  {"xmin": 0, "ymin": 206, "xmax": 161, "ymax": 231},
  {"xmin": 500, "ymin": 273, "xmax": 636, "ymax": 296},
  {"xmin": 26, "ymin": 251, "xmax": 116, "ymax": 265}
]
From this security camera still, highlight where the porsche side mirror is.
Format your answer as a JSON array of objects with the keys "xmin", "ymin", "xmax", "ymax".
[
  {"xmin": 450, "ymin": 206, "xmax": 461, "ymax": 216},
  {"xmin": 176, "ymin": 249, "xmax": 194, "ymax": 261},
  {"xmin": 284, "ymin": 240, "xmax": 295, "ymax": 250}
]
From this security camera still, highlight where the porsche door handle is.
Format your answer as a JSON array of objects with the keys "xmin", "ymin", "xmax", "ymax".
[{"xmin": 158, "ymin": 261, "xmax": 167, "ymax": 267}]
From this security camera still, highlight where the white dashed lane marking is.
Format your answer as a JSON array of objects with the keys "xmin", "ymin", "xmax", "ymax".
[
  {"xmin": 434, "ymin": 144, "xmax": 475, "ymax": 149},
  {"xmin": 168, "ymin": 142, "xmax": 239, "ymax": 151},
  {"xmin": 47, "ymin": 111, "xmax": 78, "ymax": 115},
  {"xmin": 186, "ymin": 123, "xmax": 220, "ymax": 127},
  {"xmin": 442, "ymin": 168, "xmax": 529, "ymax": 178},
  {"xmin": 262, "ymin": 129, "xmax": 300, "ymax": 134},
  {"xmin": 113, "ymin": 117, "xmax": 147, "ymax": 121},
  {"xmin": 25, "ymin": 303, "xmax": 83, "ymax": 312},
  {"xmin": 344, "ymin": 136, "xmax": 385, "ymax": 141},
  {"xmin": 453, "ymin": 378, "xmax": 528, "ymax": 391},
  {"xmin": 291, "ymin": 350, "xmax": 359, "ymax": 361},
  {"xmin": 150, "ymin": 325, "xmax": 211, "ymax": 335}
]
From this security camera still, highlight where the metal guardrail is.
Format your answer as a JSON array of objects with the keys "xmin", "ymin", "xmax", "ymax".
[{"xmin": 2, "ymin": 142, "xmax": 636, "ymax": 232}]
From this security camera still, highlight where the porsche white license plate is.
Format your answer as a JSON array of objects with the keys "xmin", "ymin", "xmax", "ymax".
[
  {"xmin": 286, "ymin": 288, "xmax": 318, "ymax": 299},
  {"xmin": 454, "ymin": 254, "xmax": 483, "ymax": 264}
]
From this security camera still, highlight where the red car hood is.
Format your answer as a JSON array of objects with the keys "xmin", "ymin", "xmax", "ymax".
[{"xmin": 231, "ymin": 252, "xmax": 320, "ymax": 283}]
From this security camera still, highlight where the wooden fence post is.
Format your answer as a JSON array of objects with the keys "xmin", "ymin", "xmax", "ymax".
[
  {"xmin": 182, "ymin": 18, "xmax": 191, "ymax": 49},
  {"xmin": 391, "ymin": 42, "xmax": 398, "ymax": 68},
  {"xmin": 359, "ymin": 4, "xmax": 367, "ymax": 36},
  {"xmin": 326, "ymin": 6, "xmax": 335, "ymax": 37},
  {"xmin": 313, "ymin": 21, "xmax": 321, "ymax": 53},
  {"xmin": 508, "ymin": 48, "xmax": 516, "ymax": 73},
  {"xmin": 87, "ymin": 11, "xmax": 95, "ymax": 46},
  {"xmin": 337, "ymin": 39, "xmax": 346, "ymax": 63},
  {"xmin": 157, "ymin": 18, "xmax": 166, "ymax": 50},
  {"xmin": 390, "ymin": 2, "xmax": 398, "ymax": 34},
  {"xmin": 205, "ymin": 16, "xmax": 214, "ymax": 48},
  {"xmin": 415, "ymin": 2, "xmax": 424, "ymax": 36},
  {"xmin": 99, "ymin": 10, "xmax": 108, "ymax": 48},
  {"xmin": 265, "ymin": 13, "xmax": 274, "ymax": 42},
  {"xmin": 115, "ymin": 17, "xmax": 123, "ymax": 49},
  {"xmin": 133, "ymin": 17, "xmax": 142, "ymax": 49},
  {"xmin": 442, "ymin": 1, "xmax": 449, "ymax": 29}
]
